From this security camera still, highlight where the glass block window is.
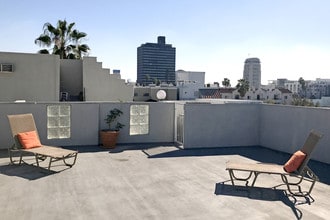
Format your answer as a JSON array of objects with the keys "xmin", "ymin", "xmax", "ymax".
[
  {"xmin": 130, "ymin": 105, "xmax": 149, "ymax": 135},
  {"xmin": 47, "ymin": 105, "xmax": 71, "ymax": 139}
]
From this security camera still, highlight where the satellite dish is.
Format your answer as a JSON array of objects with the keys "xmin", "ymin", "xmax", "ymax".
[{"xmin": 156, "ymin": 90, "xmax": 167, "ymax": 100}]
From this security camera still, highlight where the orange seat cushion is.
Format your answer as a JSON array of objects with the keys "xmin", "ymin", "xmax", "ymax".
[
  {"xmin": 17, "ymin": 131, "xmax": 42, "ymax": 149},
  {"xmin": 283, "ymin": 150, "xmax": 306, "ymax": 173}
]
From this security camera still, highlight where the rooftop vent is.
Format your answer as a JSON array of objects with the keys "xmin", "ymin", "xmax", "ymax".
[{"xmin": 0, "ymin": 64, "xmax": 14, "ymax": 72}]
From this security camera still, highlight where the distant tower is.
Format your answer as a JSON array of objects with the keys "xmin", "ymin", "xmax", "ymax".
[
  {"xmin": 243, "ymin": 58, "xmax": 261, "ymax": 89},
  {"xmin": 137, "ymin": 36, "xmax": 176, "ymax": 85}
]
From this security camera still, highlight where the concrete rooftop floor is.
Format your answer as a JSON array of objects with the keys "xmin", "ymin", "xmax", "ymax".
[{"xmin": 0, "ymin": 145, "xmax": 329, "ymax": 220}]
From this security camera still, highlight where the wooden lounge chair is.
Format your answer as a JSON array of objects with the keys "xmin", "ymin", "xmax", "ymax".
[
  {"xmin": 7, "ymin": 113, "xmax": 78, "ymax": 170},
  {"xmin": 226, "ymin": 130, "xmax": 323, "ymax": 197}
]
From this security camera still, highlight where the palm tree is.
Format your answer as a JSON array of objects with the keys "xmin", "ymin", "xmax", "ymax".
[
  {"xmin": 236, "ymin": 79, "xmax": 249, "ymax": 98},
  {"xmin": 222, "ymin": 78, "xmax": 231, "ymax": 87},
  {"xmin": 35, "ymin": 19, "xmax": 90, "ymax": 59}
]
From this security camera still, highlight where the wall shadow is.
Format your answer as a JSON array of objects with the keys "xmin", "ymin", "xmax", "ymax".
[{"xmin": 146, "ymin": 146, "xmax": 330, "ymax": 185}]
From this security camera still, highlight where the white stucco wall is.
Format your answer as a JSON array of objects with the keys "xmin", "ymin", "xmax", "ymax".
[
  {"xmin": 259, "ymin": 104, "xmax": 330, "ymax": 164},
  {"xmin": 0, "ymin": 102, "xmax": 175, "ymax": 148},
  {"xmin": 0, "ymin": 52, "xmax": 60, "ymax": 101},
  {"xmin": 82, "ymin": 57, "xmax": 134, "ymax": 101},
  {"xmin": 0, "ymin": 101, "xmax": 329, "ymax": 164},
  {"xmin": 183, "ymin": 103, "xmax": 260, "ymax": 148}
]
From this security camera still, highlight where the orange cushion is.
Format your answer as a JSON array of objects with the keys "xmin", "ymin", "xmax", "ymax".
[
  {"xmin": 17, "ymin": 131, "xmax": 42, "ymax": 149},
  {"xmin": 283, "ymin": 150, "xmax": 306, "ymax": 173}
]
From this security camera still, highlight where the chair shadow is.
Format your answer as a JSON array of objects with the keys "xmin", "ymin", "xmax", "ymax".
[
  {"xmin": 0, "ymin": 163, "xmax": 56, "ymax": 180},
  {"xmin": 214, "ymin": 181, "xmax": 315, "ymax": 220}
]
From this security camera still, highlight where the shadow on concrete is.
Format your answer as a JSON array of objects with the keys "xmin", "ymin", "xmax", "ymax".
[
  {"xmin": 145, "ymin": 146, "xmax": 330, "ymax": 185},
  {"xmin": 0, "ymin": 163, "xmax": 55, "ymax": 180},
  {"xmin": 214, "ymin": 181, "xmax": 308, "ymax": 220}
]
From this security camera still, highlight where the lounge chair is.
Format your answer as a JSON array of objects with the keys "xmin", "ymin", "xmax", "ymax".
[
  {"xmin": 226, "ymin": 130, "xmax": 323, "ymax": 197},
  {"xmin": 7, "ymin": 113, "xmax": 78, "ymax": 170}
]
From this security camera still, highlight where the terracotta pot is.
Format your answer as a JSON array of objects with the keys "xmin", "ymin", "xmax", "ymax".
[{"xmin": 100, "ymin": 130, "xmax": 119, "ymax": 148}]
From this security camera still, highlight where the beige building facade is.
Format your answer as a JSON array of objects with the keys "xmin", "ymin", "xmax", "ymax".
[{"xmin": 0, "ymin": 52, "xmax": 133, "ymax": 102}]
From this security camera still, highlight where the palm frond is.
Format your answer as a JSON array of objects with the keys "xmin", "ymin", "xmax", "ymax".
[
  {"xmin": 78, "ymin": 44, "xmax": 90, "ymax": 52},
  {"xmin": 35, "ymin": 35, "xmax": 52, "ymax": 46},
  {"xmin": 38, "ymin": 49, "xmax": 50, "ymax": 54}
]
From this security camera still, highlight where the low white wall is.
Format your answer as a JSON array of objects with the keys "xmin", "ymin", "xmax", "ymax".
[
  {"xmin": 259, "ymin": 104, "xmax": 330, "ymax": 164},
  {"xmin": 0, "ymin": 101, "xmax": 329, "ymax": 164},
  {"xmin": 0, "ymin": 103, "xmax": 99, "ymax": 147},
  {"xmin": 0, "ymin": 102, "xmax": 175, "ymax": 149},
  {"xmin": 183, "ymin": 103, "xmax": 260, "ymax": 148},
  {"xmin": 99, "ymin": 102, "xmax": 175, "ymax": 144}
]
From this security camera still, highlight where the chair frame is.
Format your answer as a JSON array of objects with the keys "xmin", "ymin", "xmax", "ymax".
[
  {"xmin": 226, "ymin": 130, "xmax": 323, "ymax": 197},
  {"xmin": 7, "ymin": 113, "xmax": 78, "ymax": 170}
]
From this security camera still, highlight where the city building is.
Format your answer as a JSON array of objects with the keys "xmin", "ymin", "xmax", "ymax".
[
  {"xmin": 305, "ymin": 78, "xmax": 330, "ymax": 99},
  {"xmin": 0, "ymin": 51, "xmax": 133, "ymax": 102},
  {"xmin": 284, "ymin": 80, "xmax": 301, "ymax": 94},
  {"xmin": 176, "ymin": 70, "xmax": 205, "ymax": 100},
  {"xmin": 199, "ymin": 88, "xmax": 236, "ymax": 99},
  {"xmin": 137, "ymin": 36, "xmax": 176, "ymax": 85},
  {"xmin": 243, "ymin": 57, "xmax": 261, "ymax": 89}
]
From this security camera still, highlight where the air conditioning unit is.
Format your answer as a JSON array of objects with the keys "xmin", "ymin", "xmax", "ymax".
[{"xmin": 0, "ymin": 64, "xmax": 14, "ymax": 72}]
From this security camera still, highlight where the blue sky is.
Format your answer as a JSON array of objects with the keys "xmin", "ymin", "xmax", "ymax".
[{"xmin": 1, "ymin": 0, "xmax": 330, "ymax": 84}]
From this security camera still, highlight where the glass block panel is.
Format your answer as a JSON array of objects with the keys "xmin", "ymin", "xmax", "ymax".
[
  {"xmin": 59, "ymin": 127, "xmax": 70, "ymax": 138},
  {"xmin": 60, "ymin": 105, "xmax": 70, "ymax": 116},
  {"xmin": 130, "ymin": 105, "xmax": 140, "ymax": 115},
  {"xmin": 140, "ymin": 124, "xmax": 149, "ymax": 135},
  {"xmin": 47, "ymin": 105, "xmax": 71, "ymax": 139},
  {"xmin": 48, "ymin": 128, "xmax": 59, "ymax": 139},
  {"xmin": 47, "ymin": 105, "xmax": 59, "ymax": 116},
  {"xmin": 48, "ymin": 117, "xmax": 59, "ymax": 128},
  {"xmin": 130, "ymin": 105, "xmax": 149, "ymax": 135},
  {"xmin": 130, "ymin": 125, "xmax": 140, "ymax": 135},
  {"xmin": 130, "ymin": 115, "xmax": 140, "ymax": 125},
  {"xmin": 59, "ymin": 116, "xmax": 70, "ymax": 127},
  {"xmin": 139, "ymin": 115, "xmax": 148, "ymax": 124}
]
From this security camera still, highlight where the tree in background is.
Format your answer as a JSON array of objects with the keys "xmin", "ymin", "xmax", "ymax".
[
  {"xmin": 222, "ymin": 78, "xmax": 231, "ymax": 87},
  {"xmin": 35, "ymin": 19, "xmax": 90, "ymax": 59},
  {"xmin": 298, "ymin": 77, "xmax": 306, "ymax": 98},
  {"xmin": 236, "ymin": 79, "xmax": 249, "ymax": 98}
]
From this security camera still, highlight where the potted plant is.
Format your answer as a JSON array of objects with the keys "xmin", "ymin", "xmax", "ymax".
[{"xmin": 100, "ymin": 108, "xmax": 125, "ymax": 148}]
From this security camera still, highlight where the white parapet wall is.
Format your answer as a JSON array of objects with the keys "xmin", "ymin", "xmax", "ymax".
[{"xmin": 0, "ymin": 101, "xmax": 329, "ymax": 164}]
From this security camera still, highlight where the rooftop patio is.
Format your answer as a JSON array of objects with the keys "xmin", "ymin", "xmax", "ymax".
[{"xmin": 0, "ymin": 145, "xmax": 329, "ymax": 220}]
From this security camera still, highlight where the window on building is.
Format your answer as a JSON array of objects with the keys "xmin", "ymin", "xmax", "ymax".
[
  {"xmin": 47, "ymin": 105, "xmax": 71, "ymax": 139},
  {"xmin": 130, "ymin": 105, "xmax": 149, "ymax": 135}
]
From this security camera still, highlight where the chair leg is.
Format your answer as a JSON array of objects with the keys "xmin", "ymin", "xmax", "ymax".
[
  {"xmin": 48, "ymin": 157, "xmax": 54, "ymax": 170},
  {"xmin": 281, "ymin": 174, "xmax": 316, "ymax": 197},
  {"xmin": 228, "ymin": 169, "xmax": 255, "ymax": 186},
  {"xmin": 63, "ymin": 153, "xmax": 78, "ymax": 168},
  {"xmin": 8, "ymin": 148, "xmax": 23, "ymax": 165}
]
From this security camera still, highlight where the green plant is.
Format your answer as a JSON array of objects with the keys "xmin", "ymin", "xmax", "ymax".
[{"xmin": 104, "ymin": 108, "xmax": 125, "ymax": 131}]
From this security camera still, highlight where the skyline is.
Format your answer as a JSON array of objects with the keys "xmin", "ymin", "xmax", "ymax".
[{"xmin": 1, "ymin": 0, "xmax": 330, "ymax": 85}]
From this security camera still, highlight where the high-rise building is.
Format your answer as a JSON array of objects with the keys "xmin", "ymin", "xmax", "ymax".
[
  {"xmin": 137, "ymin": 36, "xmax": 176, "ymax": 85},
  {"xmin": 243, "ymin": 58, "xmax": 261, "ymax": 89}
]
